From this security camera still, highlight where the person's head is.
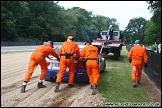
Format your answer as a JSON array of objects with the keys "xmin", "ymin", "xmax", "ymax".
[
  {"xmin": 135, "ymin": 40, "xmax": 140, "ymax": 44},
  {"xmin": 84, "ymin": 40, "xmax": 91, "ymax": 45},
  {"xmin": 48, "ymin": 41, "xmax": 54, "ymax": 48},
  {"xmin": 67, "ymin": 36, "xmax": 74, "ymax": 41}
]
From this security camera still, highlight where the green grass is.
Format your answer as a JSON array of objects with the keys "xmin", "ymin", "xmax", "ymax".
[
  {"xmin": 98, "ymin": 46, "xmax": 151, "ymax": 107},
  {"xmin": 1, "ymin": 47, "xmax": 152, "ymax": 107}
]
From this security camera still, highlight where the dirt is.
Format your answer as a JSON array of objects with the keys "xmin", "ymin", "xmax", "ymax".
[
  {"xmin": 140, "ymin": 72, "xmax": 161, "ymax": 103},
  {"xmin": 1, "ymin": 52, "xmax": 161, "ymax": 107}
]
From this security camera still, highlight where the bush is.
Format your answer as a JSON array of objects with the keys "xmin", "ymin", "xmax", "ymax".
[{"xmin": 17, "ymin": 37, "xmax": 39, "ymax": 42}]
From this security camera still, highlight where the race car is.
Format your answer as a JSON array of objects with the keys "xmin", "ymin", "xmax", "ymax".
[{"xmin": 44, "ymin": 45, "xmax": 106, "ymax": 83}]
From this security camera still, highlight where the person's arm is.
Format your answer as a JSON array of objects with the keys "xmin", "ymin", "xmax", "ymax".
[
  {"xmin": 128, "ymin": 49, "xmax": 132, "ymax": 63},
  {"xmin": 143, "ymin": 49, "xmax": 148, "ymax": 64},
  {"xmin": 75, "ymin": 44, "xmax": 80, "ymax": 59},
  {"xmin": 79, "ymin": 47, "xmax": 86, "ymax": 61},
  {"xmin": 50, "ymin": 48, "xmax": 59, "ymax": 60}
]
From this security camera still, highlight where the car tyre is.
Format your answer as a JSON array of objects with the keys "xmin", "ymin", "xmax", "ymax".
[{"xmin": 101, "ymin": 60, "xmax": 106, "ymax": 73}]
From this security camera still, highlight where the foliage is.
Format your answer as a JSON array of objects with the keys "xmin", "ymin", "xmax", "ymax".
[
  {"xmin": 1, "ymin": 1, "xmax": 120, "ymax": 42},
  {"xmin": 124, "ymin": 17, "xmax": 148, "ymax": 44},
  {"xmin": 144, "ymin": 20, "xmax": 160, "ymax": 45},
  {"xmin": 1, "ymin": 1, "xmax": 160, "ymax": 45},
  {"xmin": 146, "ymin": 1, "xmax": 161, "ymax": 26},
  {"xmin": 123, "ymin": 1, "xmax": 160, "ymax": 45},
  {"xmin": 1, "ymin": 1, "xmax": 30, "ymax": 41},
  {"xmin": 146, "ymin": 1, "xmax": 161, "ymax": 42},
  {"xmin": 16, "ymin": 36, "xmax": 39, "ymax": 42}
]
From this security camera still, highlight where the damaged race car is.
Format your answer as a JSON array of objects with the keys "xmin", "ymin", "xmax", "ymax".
[{"xmin": 44, "ymin": 45, "xmax": 106, "ymax": 83}]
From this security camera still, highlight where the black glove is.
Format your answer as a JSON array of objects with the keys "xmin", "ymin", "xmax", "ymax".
[
  {"xmin": 81, "ymin": 58, "xmax": 87, "ymax": 71},
  {"xmin": 144, "ymin": 63, "xmax": 148, "ymax": 68},
  {"xmin": 82, "ymin": 58, "xmax": 85, "ymax": 61},
  {"xmin": 47, "ymin": 56, "xmax": 50, "ymax": 59},
  {"xmin": 57, "ymin": 58, "xmax": 60, "ymax": 61},
  {"xmin": 129, "ymin": 59, "xmax": 132, "ymax": 63}
]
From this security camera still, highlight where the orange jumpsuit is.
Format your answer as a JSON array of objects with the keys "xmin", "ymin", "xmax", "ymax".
[
  {"xmin": 80, "ymin": 45, "xmax": 100, "ymax": 86},
  {"xmin": 56, "ymin": 41, "xmax": 80, "ymax": 84},
  {"xmin": 24, "ymin": 44, "xmax": 59, "ymax": 82},
  {"xmin": 128, "ymin": 44, "xmax": 148, "ymax": 82}
]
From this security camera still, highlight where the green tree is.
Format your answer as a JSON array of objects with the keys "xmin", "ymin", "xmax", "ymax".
[
  {"xmin": 125, "ymin": 17, "xmax": 148, "ymax": 44},
  {"xmin": 144, "ymin": 20, "xmax": 160, "ymax": 45},
  {"xmin": 25, "ymin": 1, "xmax": 62, "ymax": 41},
  {"xmin": 1, "ymin": 1, "xmax": 29, "ymax": 41},
  {"xmin": 147, "ymin": 1, "xmax": 161, "ymax": 26},
  {"xmin": 1, "ymin": 1, "xmax": 123, "ymax": 42},
  {"xmin": 146, "ymin": 1, "xmax": 161, "ymax": 42}
]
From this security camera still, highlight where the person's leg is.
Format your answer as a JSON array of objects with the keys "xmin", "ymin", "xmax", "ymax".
[
  {"xmin": 55, "ymin": 62, "xmax": 67, "ymax": 84},
  {"xmin": 92, "ymin": 67, "xmax": 100, "ymax": 87},
  {"xmin": 67, "ymin": 60, "xmax": 75, "ymax": 88},
  {"xmin": 91, "ymin": 67, "xmax": 100, "ymax": 95},
  {"xmin": 24, "ymin": 59, "xmax": 38, "ymax": 82},
  {"xmin": 68, "ymin": 65, "xmax": 75, "ymax": 85},
  {"xmin": 86, "ymin": 68, "xmax": 93, "ymax": 86},
  {"xmin": 37, "ymin": 58, "xmax": 48, "ymax": 88},
  {"xmin": 38, "ymin": 59, "xmax": 48, "ymax": 80},
  {"xmin": 137, "ymin": 64, "xmax": 142, "ymax": 84},
  {"xmin": 21, "ymin": 58, "xmax": 38, "ymax": 93},
  {"xmin": 132, "ymin": 65, "xmax": 137, "ymax": 87},
  {"xmin": 55, "ymin": 61, "xmax": 67, "ymax": 92}
]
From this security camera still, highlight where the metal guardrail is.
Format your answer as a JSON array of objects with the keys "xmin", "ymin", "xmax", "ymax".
[
  {"xmin": 1, "ymin": 41, "xmax": 43, "ymax": 46},
  {"xmin": 1, "ymin": 42, "xmax": 85, "ymax": 46}
]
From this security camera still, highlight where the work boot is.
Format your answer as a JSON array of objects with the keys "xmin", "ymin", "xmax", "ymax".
[
  {"xmin": 37, "ymin": 82, "xmax": 46, "ymax": 88},
  {"xmin": 54, "ymin": 83, "xmax": 60, "ymax": 92},
  {"xmin": 68, "ymin": 84, "xmax": 75, "ymax": 88},
  {"xmin": 92, "ymin": 84, "xmax": 97, "ymax": 95},
  {"xmin": 132, "ymin": 81, "xmax": 136, "ymax": 87},
  {"xmin": 21, "ymin": 85, "xmax": 26, "ymax": 93}
]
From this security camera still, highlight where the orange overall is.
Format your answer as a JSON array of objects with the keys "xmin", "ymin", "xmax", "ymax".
[
  {"xmin": 80, "ymin": 45, "xmax": 100, "ymax": 86},
  {"xmin": 128, "ymin": 44, "xmax": 148, "ymax": 82},
  {"xmin": 24, "ymin": 44, "xmax": 59, "ymax": 82},
  {"xmin": 56, "ymin": 41, "xmax": 80, "ymax": 84}
]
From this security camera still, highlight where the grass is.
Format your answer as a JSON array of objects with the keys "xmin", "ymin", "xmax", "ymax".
[
  {"xmin": 98, "ymin": 46, "xmax": 151, "ymax": 107},
  {"xmin": 1, "ymin": 46, "xmax": 152, "ymax": 107}
]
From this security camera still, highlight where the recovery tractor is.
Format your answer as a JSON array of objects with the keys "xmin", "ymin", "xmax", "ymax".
[{"xmin": 91, "ymin": 25, "xmax": 124, "ymax": 60}]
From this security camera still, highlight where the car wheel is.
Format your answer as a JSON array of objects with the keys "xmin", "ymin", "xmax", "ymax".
[
  {"xmin": 50, "ymin": 76, "xmax": 57, "ymax": 83},
  {"xmin": 101, "ymin": 60, "xmax": 106, "ymax": 73}
]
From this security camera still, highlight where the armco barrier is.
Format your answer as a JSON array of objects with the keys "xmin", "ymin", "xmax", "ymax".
[
  {"xmin": 143, "ymin": 50, "xmax": 161, "ymax": 90},
  {"xmin": 1, "ymin": 42, "xmax": 85, "ymax": 46},
  {"xmin": 1, "ymin": 41, "xmax": 43, "ymax": 46},
  {"xmin": 126, "ymin": 44, "xmax": 161, "ymax": 90}
]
